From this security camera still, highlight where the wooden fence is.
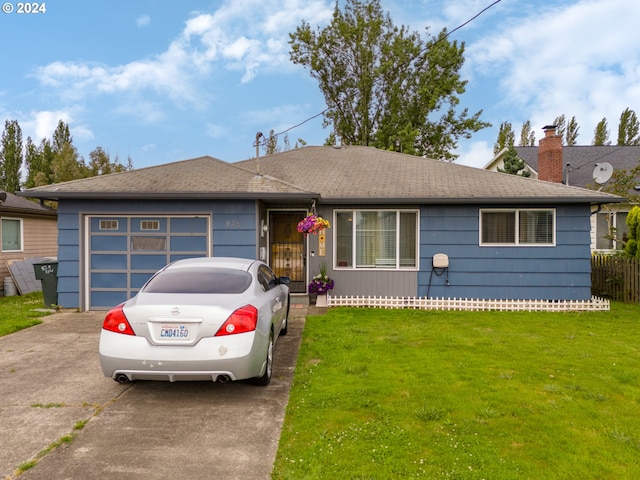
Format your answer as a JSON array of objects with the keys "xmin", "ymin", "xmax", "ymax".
[{"xmin": 591, "ymin": 255, "xmax": 640, "ymax": 303}]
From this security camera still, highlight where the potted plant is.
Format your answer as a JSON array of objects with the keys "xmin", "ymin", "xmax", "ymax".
[
  {"xmin": 297, "ymin": 213, "xmax": 330, "ymax": 235},
  {"xmin": 308, "ymin": 262, "xmax": 334, "ymax": 307}
]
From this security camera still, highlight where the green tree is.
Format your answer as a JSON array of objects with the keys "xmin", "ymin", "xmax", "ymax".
[
  {"xmin": 0, "ymin": 120, "xmax": 23, "ymax": 192},
  {"xmin": 566, "ymin": 116, "xmax": 579, "ymax": 146},
  {"xmin": 601, "ymin": 163, "xmax": 640, "ymax": 203},
  {"xmin": 625, "ymin": 205, "xmax": 640, "ymax": 258},
  {"xmin": 493, "ymin": 121, "xmax": 515, "ymax": 155},
  {"xmin": 519, "ymin": 120, "xmax": 535, "ymax": 147},
  {"xmin": 25, "ymin": 137, "xmax": 56, "ymax": 188},
  {"xmin": 51, "ymin": 142, "xmax": 90, "ymax": 183},
  {"xmin": 593, "ymin": 117, "xmax": 611, "ymax": 145},
  {"xmin": 617, "ymin": 108, "xmax": 640, "ymax": 145},
  {"xmin": 553, "ymin": 114, "xmax": 567, "ymax": 145},
  {"xmin": 497, "ymin": 144, "xmax": 530, "ymax": 177},
  {"xmin": 88, "ymin": 147, "xmax": 131, "ymax": 175},
  {"xmin": 289, "ymin": 0, "xmax": 489, "ymax": 161},
  {"xmin": 52, "ymin": 120, "xmax": 72, "ymax": 153}
]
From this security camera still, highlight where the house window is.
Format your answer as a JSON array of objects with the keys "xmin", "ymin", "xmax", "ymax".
[
  {"xmin": 100, "ymin": 220, "xmax": 119, "ymax": 230},
  {"xmin": 1, "ymin": 218, "xmax": 23, "ymax": 252},
  {"xmin": 335, "ymin": 210, "xmax": 418, "ymax": 269},
  {"xmin": 596, "ymin": 211, "xmax": 629, "ymax": 250},
  {"xmin": 480, "ymin": 209, "xmax": 555, "ymax": 246}
]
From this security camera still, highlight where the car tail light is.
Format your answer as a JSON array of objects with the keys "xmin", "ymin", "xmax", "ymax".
[
  {"xmin": 215, "ymin": 305, "xmax": 258, "ymax": 336},
  {"xmin": 102, "ymin": 304, "xmax": 135, "ymax": 336}
]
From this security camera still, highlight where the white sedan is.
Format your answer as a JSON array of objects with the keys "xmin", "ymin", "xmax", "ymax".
[{"xmin": 99, "ymin": 257, "xmax": 290, "ymax": 386}]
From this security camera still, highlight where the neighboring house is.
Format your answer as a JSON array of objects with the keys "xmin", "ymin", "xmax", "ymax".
[
  {"xmin": 0, "ymin": 191, "xmax": 58, "ymax": 292},
  {"xmin": 19, "ymin": 145, "xmax": 622, "ymax": 311},
  {"xmin": 485, "ymin": 126, "xmax": 640, "ymax": 252}
]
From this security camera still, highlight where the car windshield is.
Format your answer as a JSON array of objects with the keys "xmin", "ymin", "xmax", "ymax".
[{"xmin": 142, "ymin": 268, "xmax": 252, "ymax": 294}]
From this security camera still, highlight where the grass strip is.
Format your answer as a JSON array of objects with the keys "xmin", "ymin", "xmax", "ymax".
[{"xmin": 273, "ymin": 304, "xmax": 640, "ymax": 479}]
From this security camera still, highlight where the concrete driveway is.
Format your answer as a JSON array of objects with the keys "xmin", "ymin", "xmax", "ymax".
[{"xmin": 0, "ymin": 302, "xmax": 308, "ymax": 480}]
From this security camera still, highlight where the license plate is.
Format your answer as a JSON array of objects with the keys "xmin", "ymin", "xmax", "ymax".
[{"xmin": 160, "ymin": 324, "xmax": 190, "ymax": 339}]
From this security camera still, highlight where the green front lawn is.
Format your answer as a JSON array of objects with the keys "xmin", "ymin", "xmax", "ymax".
[
  {"xmin": 0, "ymin": 291, "xmax": 50, "ymax": 336},
  {"xmin": 273, "ymin": 304, "xmax": 640, "ymax": 479}
]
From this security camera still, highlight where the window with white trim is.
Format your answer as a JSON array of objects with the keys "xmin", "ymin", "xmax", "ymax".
[
  {"xmin": 335, "ymin": 210, "xmax": 418, "ymax": 269},
  {"xmin": 1, "ymin": 218, "xmax": 23, "ymax": 252},
  {"xmin": 480, "ymin": 209, "xmax": 555, "ymax": 246}
]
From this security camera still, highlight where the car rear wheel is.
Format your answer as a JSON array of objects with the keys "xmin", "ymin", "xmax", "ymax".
[{"xmin": 250, "ymin": 330, "xmax": 273, "ymax": 386}]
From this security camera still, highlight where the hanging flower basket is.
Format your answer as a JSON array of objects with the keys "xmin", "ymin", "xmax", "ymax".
[{"xmin": 297, "ymin": 214, "xmax": 330, "ymax": 235}]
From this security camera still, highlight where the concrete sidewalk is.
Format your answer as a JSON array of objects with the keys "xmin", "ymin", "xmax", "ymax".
[{"xmin": 0, "ymin": 300, "xmax": 312, "ymax": 480}]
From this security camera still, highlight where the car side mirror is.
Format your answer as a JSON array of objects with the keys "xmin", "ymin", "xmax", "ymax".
[{"xmin": 278, "ymin": 276, "xmax": 291, "ymax": 285}]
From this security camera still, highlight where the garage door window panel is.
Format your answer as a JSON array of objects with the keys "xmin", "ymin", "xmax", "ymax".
[
  {"xmin": 131, "ymin": 236, "xmax": 167, "ymax": 251},
  {"xmin": 131, "ymin": 254, "xmax": 168, "ymax": 270},
  {"xmin": 91, "ymin": 254, "xmax": 128, "ymax": 270},
  {"xmin": 91, "ymin": 235, "xmax": 128, "ymax": 251}
]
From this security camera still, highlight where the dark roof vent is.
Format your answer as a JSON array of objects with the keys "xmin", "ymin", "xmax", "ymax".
[{"xmin": 0, "ymin": 191, "xmax": 6, "ymax": 204}]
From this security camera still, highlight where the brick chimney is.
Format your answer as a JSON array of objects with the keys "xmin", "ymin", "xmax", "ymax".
[{"xmin": 538, "ymin": 125, "xmax": 563, "ymax": 183}]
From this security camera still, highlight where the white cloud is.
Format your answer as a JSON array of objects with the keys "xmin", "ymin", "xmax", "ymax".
[
  {"xmin": 17, "ymin": 109, "xmax": 93, "ymax": 144},
  {"xmin": 33, "ymin": 0, "xmax": 334, "ymax": 109},
  {"xmin": 136, "ymin": 15, "xmax": 151, "ymax": 27},
  {"xmin": 467, "ymin": 0, "xmax": 640, "ymax": 141},
  {"xmin": 456, "ymin": 139, "xmax": 493, "ymax": 167}
]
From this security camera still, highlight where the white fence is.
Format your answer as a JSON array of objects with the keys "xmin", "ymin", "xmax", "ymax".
[{"xmin": 326, "ymin": 295, "xmax": 610, "ymax": 312}]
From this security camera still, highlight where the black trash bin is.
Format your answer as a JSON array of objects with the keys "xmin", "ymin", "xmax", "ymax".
[{"xmin": 33, "ymin": 261, "xmax": 58, "ymax": 307}]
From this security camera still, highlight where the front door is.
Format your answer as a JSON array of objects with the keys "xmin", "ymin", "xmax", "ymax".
[{"xmin": 269, "ymin": 211, "xmax": 306, "ymax": 293}]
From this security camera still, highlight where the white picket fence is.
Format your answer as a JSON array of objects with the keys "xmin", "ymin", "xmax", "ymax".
[{"xmin": 326, "ymin": 295, "xmax": 610, "ymax": 312}]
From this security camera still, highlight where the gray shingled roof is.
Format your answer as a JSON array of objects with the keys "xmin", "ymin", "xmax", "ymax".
[
  {"xmin": 236, "ymin": 146, "xmax": 622, "ymax": 204},
  {"xmin": 0, "ymin": 190, "xmax": 56, "ymax": 216},
  {"xmin": 19, "ymin": 146, "xmax": 623, "ymax": 205},
  {"xmin": 514, "ymin": 145, "xmax": 640, "ymax": 190},
  {"xmin": 19, "ymin": 156, "xmax": 315, "ymax": 200}
]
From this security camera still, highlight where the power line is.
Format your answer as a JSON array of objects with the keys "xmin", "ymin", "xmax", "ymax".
[{"xmin": 256, "ymin": 0, "xmax": 503, "ymax": 149}]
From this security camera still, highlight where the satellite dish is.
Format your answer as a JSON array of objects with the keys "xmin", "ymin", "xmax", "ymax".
[{"xmin": 593, "ymin": 162, "xmax": 613, "ymax": 184}]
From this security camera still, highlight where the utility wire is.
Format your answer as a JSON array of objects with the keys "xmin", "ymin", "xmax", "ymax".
[{"xmin": 256, "ymin": 0, "xmax": 503, "ymax": 149}]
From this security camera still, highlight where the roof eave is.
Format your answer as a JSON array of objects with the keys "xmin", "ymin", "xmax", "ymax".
[
  {"xmin": 17, "ymin": 191, "xmax": 319, "ymax": 201},
  {"xmin": 317, "ymin": 196, "xmax": 626, "ymax": 205}
]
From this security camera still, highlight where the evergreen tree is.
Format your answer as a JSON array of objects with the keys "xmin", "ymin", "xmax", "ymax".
[
  {"xmin": 519, "ymin": 120, "xmax": 535, "ymax": 146},
  {"xmin": 493, "ymin": 121, "xmax": 515, "ymax": 155},
  {"xmin": 0, "ymin": 120, "xmax": 23, "ymax": 192},
  {"xmin": 553, "ymin": 114, "xmax": 566, "ymax": 145},
  {"xmin": 497, "ymin": 144, "xmax": 530, "ymax": 177},
  {"xmin": 289, "ymin": 0, "xmax": 489, "ymax": 161},
  {"xmin": 593, "ymin": 118, "xmax": 611, "ymax": 145},
  {"xmin": 617, "ymin": 108, "xmax": 640, "ymax": 145},
  {"xmin": 566, "ymin": 116, "xmax": 580, "ymax": 146}
]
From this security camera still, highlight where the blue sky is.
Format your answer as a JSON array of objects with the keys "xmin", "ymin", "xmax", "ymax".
[{"xmin": 1, "ymin": 0, "xmax": 639, "ymax": 172}]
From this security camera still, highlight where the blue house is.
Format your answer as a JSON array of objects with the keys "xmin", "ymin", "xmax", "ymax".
[{"xmin": 20, "ymin": 145, "xmax": 622, "ymax": 310}]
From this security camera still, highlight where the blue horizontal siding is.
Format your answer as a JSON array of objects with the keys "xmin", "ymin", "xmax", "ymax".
[{"xmin": 419, "ymin": 204, "xmax": 593, "ymax": 300}]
